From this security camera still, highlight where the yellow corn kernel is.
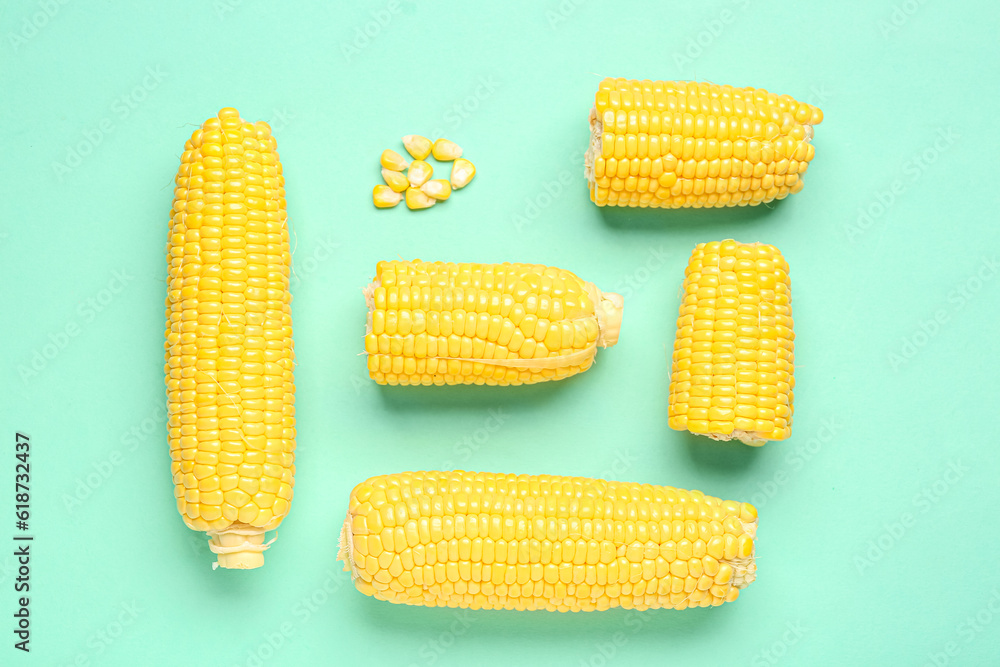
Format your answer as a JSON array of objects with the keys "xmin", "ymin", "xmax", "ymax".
[
  {"xmin": 431, "ymin": 138, "xmax": 463, "ymax": 161},
  {"xmin": 381, "ymin": 149, "xmax": 409, "ymax": 171},
  {"xmin": 167, "ymin": 108, "xmax": 295, "ymax": 569},
  {"xmin": 339, "ymin": 471, "xmax": 757, "ymax": 611},
  {"xmin": 407, "ymin": 160, "xmax": 433, "ymax": 188},
  {"xmin": 587, "ymin": 79, "xmax": 822, "ymax": 209},
  {"xmin": 362, "ymin": 261, "xmax": 623, "ymax": 386},
  {"xmin": 420, "ymin": 179, "xmax": 452, "ymax": 201},
  {"xmin": 404, "ymin": 188, "xmax": 436, "ymax": 210},
  {"xmin": 373, "ymin": 185, "xmax": 403, "ymax": 208},
  {"xmin": 668, "ymin": 240, "xmax": 793, "ymax": 445},
  {"xmin": 450, "ymin": 158, "xmax": 476, "ymax": 189},
  {"xmin": 402, "ymin": 134, "xmax": 433, "ymax": 160},
  {"xmin": 382, "ymin": 168, "xmax": 409, "ymax": 193}
]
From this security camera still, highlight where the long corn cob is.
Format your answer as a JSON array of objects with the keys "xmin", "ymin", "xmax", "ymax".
[
  {"xmin": 668, "ymin": 240, "xmax": 793, "ymax": 445},
  {"xmin": 585, "ymin": 78, "xmax": 823, "ymax": 208},
  {"xmin": 165, "ymin": 107, "xmax": 295, "ymax": 569},
  {"xmin": 363, "ymin": 261, "xmax": 623, "ymax": 386},
  {"xmin": 339, "ymin": 471, "xmax": 757, "ymax": 611}
]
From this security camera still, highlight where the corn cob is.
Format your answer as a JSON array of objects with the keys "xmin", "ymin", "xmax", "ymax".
[
  {"xmin": 166, "ymin": 107, "xmax": 295, "ymax": 569},
  {"xmin": 339, "ymin": 470, "xmax": 757, "ymax": 611},
  {"xmin": 668, "ymin": 240, "xmax": 793, "ymax": 445},
  {"xmin": 585, "ymin": 78, "xmax": 823, "ymax": 209},
  {"xmin": 363, "ymin": 261, "xmax": 623, "ymax": 386}
]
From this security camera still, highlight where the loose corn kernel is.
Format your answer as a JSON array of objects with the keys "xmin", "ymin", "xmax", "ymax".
[
  {"xmin": 407, "ymin": 160, "xmax": 433, "ymax": 188},
  {"xmin": 402, "ymin": 135, "xmax": 433, "ymax": 160},
  {"xmin": 382, "ymin": 168, "xmax": 409, "ymax": 193},
  {"xmin": 373, "ymin": 185, "xmax": 403, "ymax": 208},
  {"xmin": 450, "ymin": 158, "xmax": 476, "ymax": 189},
  {"xmin": 585, "ymin": 79, "xmax": 822, "ymax": 209},
  {"xmin": 339, "ymin": 471, "xmax": 757, "ymax": 611},
  {"xmin": 404, "ymin": 188, "xmax": 436, "ymax": 210},
  {"xmin": 420, "ymin": 179, "xmax": 452, "ymax": 201},
  {"xmin": 431, "ymin": 138, "xmax": 463, "ymax": 161},
  {"xmin": 363, "ymin": 260, "xmax": 623, "ymax": 386},
  {"xmin": 167, "ymin": 108, "xmax": 295, "ymax": 569},
  {"xmin": 381, "ymin": 149, "xmax": 409, "ymax": 171},
  {"xmin": 668, "ymin": 240, "xmax": 793, "ymax": 445}
]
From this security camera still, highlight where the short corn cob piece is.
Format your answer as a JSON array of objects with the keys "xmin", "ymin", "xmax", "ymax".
[
  {"xmin": 668, "ymin": 240, "xmax": 793, "ymax": 445},
  {"xmin": 363, "ymin": 261, "xmax": 623, "ymax": 386},
  {"xmin": 585, "ymin": 79, "xmax": 823, "ymax": 209},
  {"xmin": 339, "ymin": 470, "xmax": 757, "ymax": 611},
  {"xmin": 166, "ymin": 107, "xmax": 296, "ymax": 569}
]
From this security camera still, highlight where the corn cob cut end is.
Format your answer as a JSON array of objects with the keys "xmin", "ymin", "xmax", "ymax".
[
  {"xmin": 595, "ymin": 289, "xmax": 624, "ymax": 347},
  {"xmin": 583, "ymin": 107, "xmax": 602, "ymax": 186},
  {"xmin": 207, "ymin": 524, "xmax": 271, "ymax": 570},
  {"xmin": 730, "ymin": 518, "xmax": 758, "ymax": 589},
  {"xmin": 713, "ymin": 430, "xmax": 769, "ymax": 447}
]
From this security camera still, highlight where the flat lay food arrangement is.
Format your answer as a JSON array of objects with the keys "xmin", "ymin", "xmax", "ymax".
[
  {"xmin": 165, "ymin": 80, "xmax": 807, "ymax": 603},
  {"xmin": 9, "ymin": 2, "xmax": 1000, "ymax": 662}
]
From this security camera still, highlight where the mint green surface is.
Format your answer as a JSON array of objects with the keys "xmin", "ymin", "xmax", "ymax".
[{"xmin": 2, "ymin": 1, "xmax": 999, "ymax": 664}]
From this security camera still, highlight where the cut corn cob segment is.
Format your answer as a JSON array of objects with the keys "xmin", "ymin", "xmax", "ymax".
[
  {"xmin": 407, "ymin": 160, "xmax": 433, "ymax": 188},
  {"xmin": 382, "ymin": 168, "xmax": 409, "ymax": 193},
  {"xmin": 450, "ymin": 158, "xmax": 476, "ymax": 189},
  {"xmin": 668, "ymin": 240, "xmax": 793, "ymax": 445},
  {"xmin": 431, "ymin": 138, "xmax": 463, "ymax": 161},
  {"xmin": 166, "ymin": 107, "xmax": 296, "ymax": 569},
  {"xmin": 381, "ymin": 149, "xmax": 410, "ymax": 171},
  {"xmin": 420, "ymin": 179, "xmax": 452, "ymax": 201},
  {"xmin": 363, "ymin": 260, "xmax": 623, "ymax": 386},
  {"xmin": 402, "ymin": 134, "xmax": 433, "ymax": 160},
  {"xmin": 405, "ymin": 188, "xmax": 436, "ymax": 210},
  {"xmin": 584, "ymin": 78, "xmax": 823, "ymax": 209},
  {"xmin": 339, "ymin": 470, "xmax": 757, "ymax": 611},
  {"xmin": 374, "ymin": 185, "xmax": 403, "ymax": 208}
]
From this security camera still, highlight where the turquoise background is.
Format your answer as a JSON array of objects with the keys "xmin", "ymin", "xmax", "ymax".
[{"xmin": 2, "ymin": 0, "xmax": 999, "ymax": 664}]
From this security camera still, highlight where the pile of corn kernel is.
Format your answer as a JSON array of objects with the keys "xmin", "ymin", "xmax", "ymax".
[{"xmin": 373, "ymin": 135, "xmax": 476, "ymax": 210}]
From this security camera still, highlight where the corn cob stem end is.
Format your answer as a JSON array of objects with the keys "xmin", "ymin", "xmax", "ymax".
[
  {"xmin": 207, "ymin": 524, "xmax": 269, "ymax": 570},
  {"xmin": 732, "ymin": 519, "xmax": 757, "ymax": 589}
]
